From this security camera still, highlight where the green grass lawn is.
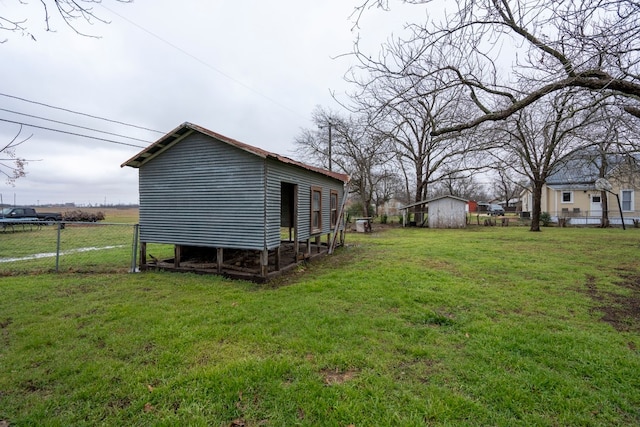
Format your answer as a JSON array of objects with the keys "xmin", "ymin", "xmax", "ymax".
[{"xmin": 1, "ymin": 226, "xmax": 639, "ymax": 426}]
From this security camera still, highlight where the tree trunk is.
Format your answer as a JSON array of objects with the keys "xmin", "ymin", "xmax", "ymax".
[
  {"xmin": 358, "ymin": 180, "xmax": 371, "ymax": 218},
  {"xmin": 412, "ymin": 184, "xmax": 423, "ymax": 224},
  {"xmin": 600, "ymin": 190, "xmax": 609, "ymax": 227},
  {"xmin": 362, "ymin": 199, "xmax": 371, "ymax": 217},
  {"xmin": 530, "ymin": 181, "xmax": 544, "ymax": 232}
]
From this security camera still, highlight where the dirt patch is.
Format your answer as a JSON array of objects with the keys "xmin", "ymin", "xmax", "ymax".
[
  {"xmin": 266, "ymin": 244, "xmax": 363, "ymax": 288},
  {"xmin": 320, "ymin": 368, "xmax": 359, "ymax": 385},
  {"xmin": 107, "ymin": 397, "xmax": 131, "ymax": 410},
  {"xmin": 584, "ymin": 272, "xmax": 640, "ymax": 332}
]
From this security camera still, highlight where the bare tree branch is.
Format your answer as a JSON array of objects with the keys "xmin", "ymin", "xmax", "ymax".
[
  {"xmin": 0, "ymin": 0, "xmax": 132, "ymax": 41},
  {"xmin": 353, "ymin": 0, "xmax": 640, "ymax": 135},
  {"xmin": 1, "ymin": 126, "xmax": 32, "ymax": 185},
  {"xmin": 432, "ymin": 72, "xmax": 640, "ymax": 135},
  {"xmin": 294, "ymin": 106, "xmax": 396, "ymax": 217}
]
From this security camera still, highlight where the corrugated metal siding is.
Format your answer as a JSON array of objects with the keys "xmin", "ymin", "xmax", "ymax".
[
  {"xmin": 428, "ymin": 198, "xmax": 467, "ymax": 229},
  {"xmin": 138, "ymin": 133, "xmax": 267, "ymax": 249},
  {"xmin": 265, "ymin": 159, "xmax": 345, "ymax": 249}
]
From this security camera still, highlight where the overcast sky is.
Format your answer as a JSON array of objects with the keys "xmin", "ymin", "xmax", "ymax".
[{"xmin": 0, "ymin": 0, "xmax": 424, "ymax": 206}]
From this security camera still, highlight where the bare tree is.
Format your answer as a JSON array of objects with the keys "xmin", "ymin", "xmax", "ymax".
[
  {"xmin": 345, "ymin": 45, "xmax": 483, "ymax": 213},
  {"xmin": 430, "ymin": 169, "xmax": 480, "ymax": 199},
  {"xmin": 294, "ymin": 106, "xmax": 395, "ymax": 217},
  {"xmin": 490, "ymin": 160, "xmax": 526, "ymax": 208},
  {"xmin": 1, "ymin": 126, "xmax": 31, "ymax": 185},
  {"xmin": 1, "ymin": 0, "xmax": 131, "ymax": 42},
  {"xmin": 372, "ymin": 168, "xmax": 404, "ymax": 215},
  {"xmin": 496, "ymin": 90, "xmax": 605, "ymax": 231},
  {"xmin": 353, "ymin": 0, "xmax": 640, "ymax": 135}
]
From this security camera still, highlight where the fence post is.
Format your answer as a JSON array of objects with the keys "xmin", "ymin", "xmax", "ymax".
[
  {"xmin": 55, "ymin": 222, "xmax": 62, "ymax": 272},
  {"xmin": 130, "ymin": 224, "xmax": 139, "ymax": 273}
]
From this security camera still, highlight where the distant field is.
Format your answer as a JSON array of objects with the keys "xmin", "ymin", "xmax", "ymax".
[{"xmin": 1, "ymin": 226, "xmax": 639, "ymax": 425}]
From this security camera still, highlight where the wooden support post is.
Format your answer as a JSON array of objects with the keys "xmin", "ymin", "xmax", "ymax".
[
  {"xmin": 315, "ymin": 235, "xmax": 321, "ymax": 253},
  {"xmin": 174, "ymin": 245, "xmax": 181, "ymax": 268},
  {"xmin": 294, "ymin": 184, "xmax": 299, "ymax": 261},
  {"xmin": 260, "ymin": 249, "xmax": 269, "ymax": 278},
  {"xmin": 275, "ymin": 246, "xmax": 281, "ymax": 271},
  {"xmin": 306, "ymin": 238, "xmax": 311, "ymax": 258},
  {"xmin": 140, "ymin": 242, "xmax": 147, "ymax": 269},
  {"xmin": 217, "ymin": 248, "xmax": 223, "ymax": 273}
]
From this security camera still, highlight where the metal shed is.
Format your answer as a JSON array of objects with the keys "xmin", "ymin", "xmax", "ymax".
[
  {"xmin": 427, "ymin": 195, "xmax": 468, "ymax": 228},
  {"xmin": 400, "ymin": 195, "xmax": 468, "ymax": 228},
  {"xmin": 122, "ymin": 122, "xmax": 349, "ymax": 280}
]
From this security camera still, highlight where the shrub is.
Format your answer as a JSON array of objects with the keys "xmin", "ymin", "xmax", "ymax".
[
  {"xmin": 540, "ymin": 212, "xmax": 552, "ymax": 227},
  {"xmin": 347, "ymin": 202, "xmax": 375, "ymax": 219},
  {"xmin": 380, "ymin": 214, "xmax": 388, "ymax": 224}
]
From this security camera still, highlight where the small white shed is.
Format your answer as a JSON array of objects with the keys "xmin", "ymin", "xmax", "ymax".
[{"xmin": 427, "ymin": 195, "xmax": 468, "ymax": 229}]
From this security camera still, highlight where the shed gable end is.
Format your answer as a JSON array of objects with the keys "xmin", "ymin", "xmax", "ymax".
[{"xmin": 138, "ymin": 133, "xmax": 267, "ymax": 249}]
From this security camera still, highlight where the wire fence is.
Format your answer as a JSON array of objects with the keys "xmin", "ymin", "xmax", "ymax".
[
  {"xmin": 2, "ymin": 209, "xmax": 638, "ymax": 276},
  {"xmin": 547, "ymin": 210, "xmax": 640, "ymax": 227},
  {"xmin": 0, "ymin": 221, "xmax": 139, "ymax": 275}
]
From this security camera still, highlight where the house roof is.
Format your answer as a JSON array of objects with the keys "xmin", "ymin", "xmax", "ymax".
[
  {"xmin": 121, "ymin": 122, "xmax": 349, "ymax": 183},
  {"xmin": 546, "ymin": 157, "xmax": 601, "ymax": 185},
  {"xmin": 399, "ymin": 195, "xmax": 468, "ymax": 210},
  {"xmin": 546, "ymin": 150, "xmax": 637, "ymax": 186}
]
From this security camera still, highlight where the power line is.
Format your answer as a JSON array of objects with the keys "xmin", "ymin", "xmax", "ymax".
[
  {"xmin": 0, "ymin": 92, "xmax": 164, "ymax": 134},
  {"xmin": 0, "ymin": 118, "xmax": 147, "ymax": 148},
  {"xmin": 100, "ymin": 4, "xmax": 308, "ymax": 121},
  {"xmin": 0, "ymin": 107, "xmax": 155, "ymax": 145}
]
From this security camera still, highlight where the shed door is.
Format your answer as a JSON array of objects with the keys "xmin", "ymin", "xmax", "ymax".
[{"xmin": 280, "ymin": 182, "xmax": 297, "ymax": 242}]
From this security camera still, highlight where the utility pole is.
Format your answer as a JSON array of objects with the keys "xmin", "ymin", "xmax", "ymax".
[
  {"xmin": 328, "ymin": 122, "xmax": 332, "ymax": 172},
  {"xmin": 319, "ymin": 121, "xmax": 333, "ymax": 172}
]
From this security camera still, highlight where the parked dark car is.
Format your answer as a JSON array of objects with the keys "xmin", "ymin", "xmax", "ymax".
[
  {"xmin": 0, "ymin": 207, "xmax": 62, "ymax": 222},
  {"xmin": 487, "ymin": 204, "xmax": 505, "ymax": 216}
]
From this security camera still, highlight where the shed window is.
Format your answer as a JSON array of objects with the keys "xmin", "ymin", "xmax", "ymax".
[
  {"xmin": 330, "ymin": 190, "xmax": 338, "ymax": 227},
  {"xmin": 561, "ymin": 191, "xmax": 573, "ymax": 203},
  {"xmin": 622, "ymin": 190, "xmax": 633, "ymax": 211},
  {"xmin": 311, "ymin": 187, "xmax": 322, "ymax": 233}
]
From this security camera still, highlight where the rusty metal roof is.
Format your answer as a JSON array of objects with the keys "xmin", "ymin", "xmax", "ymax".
[
  {"xmin": 121, "ymin": 122, "xmax": 349, "ymax": 182},
  {"xmin": 399, "ymin": 195, "xmax": 469, "ymax": 210}
]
